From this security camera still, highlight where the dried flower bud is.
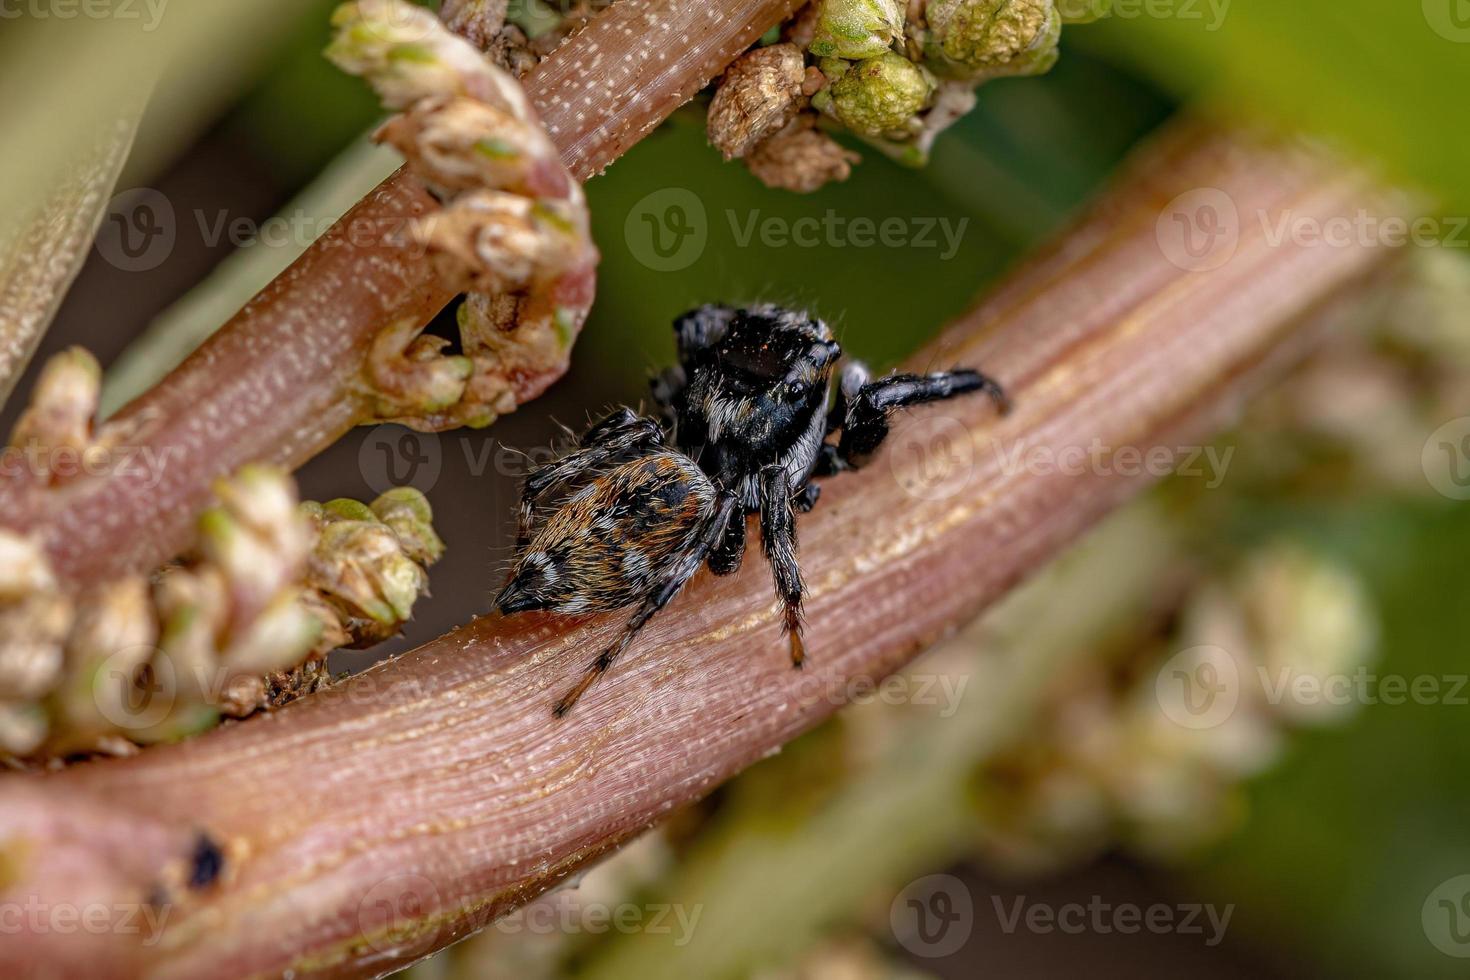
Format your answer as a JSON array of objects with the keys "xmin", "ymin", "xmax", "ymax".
[
  {"xmin": 413, "ymin": 189, "xmax": 585, "ymax": 295},
  {"xmin": 327, "ymin": 0, "xmax": 522, "ymax": 111},
  {"xmin": 0, "ymin": 531, "xmax": 56, "ymax": 602},
  {"xmin": 309, "ymin": 509, "xmax": 430, "ymax": 644},
  {"xmin": 0, "ymin": 701, "xmax": 47, "ymax": 757},
  {"xmin": 200, "ymin": 467, "xmax": 312, "ymax": 627},
  {"xmin": 923, "ymin": 0, "xmax": 1061, "ymax": 80},
  {"xmin": 0, "ymin": 593, "xmax": 70, "ymax": 701},
  {"xmin": 807, "ymin": 0, "xmax": 905, "ymax": 59},
  {"xmin": 52, "ymin": 577, "xmax": 155, "ymax": 748},
  {"xmin": 1237, "ymin": 543, "xmax": 1377, "ymax": 727},
  {"xmin": 8, "ymin": 347, "xmax": 99, "ymax": 468},
  {"xmin": 814, "ymin": 53, "xmax": 934, "ymax": 138},
  {"xmin": 219, "ymin": 674, "xmax": 268, "ymax": 719},
  {"xmin": 745, "ymin": 117, "xmax": 861, "ymax": 193},
  {"xmin": 367, "ymin": 319, "xmax": 475, "ymax": 421},
  {"xmin": 220, "ymin": 592, "xmax": 324, "ymax": 678},
  {"xmin": 154, "ymin": 565, "xmax": 229, "ymax": 705},
  {"xmin": 376, "ymin": 95, "xmax": 548, "ymax": 197},
  {"xmin": 708, "ymin": 44, "xmax": 808, "ymax": 160}
]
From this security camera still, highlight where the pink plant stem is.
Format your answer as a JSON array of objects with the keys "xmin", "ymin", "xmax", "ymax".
[
  {"xmin": 0, "ymin": 117, "xmax": 1404, "ymax": 979},
  {"xmin": 0, "ymin": 0, "xmax": 806, "ymax": 590}
]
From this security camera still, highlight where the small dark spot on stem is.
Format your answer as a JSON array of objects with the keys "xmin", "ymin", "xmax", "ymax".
[{"xmin": 188, "ymin": 832, "xmax": 225, "ymax": 890}]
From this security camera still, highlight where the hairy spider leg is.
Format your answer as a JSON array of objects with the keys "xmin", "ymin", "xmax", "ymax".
[
  {"xmin": 511, "ymin": 407, "xmax": 665, "ymax": 553},
  {"xmin": 759, "ymin": 464, "xmax": 807, "ymax": 669},
  {"xmin": 708, "ymin": 508, "xmax": 747, "ymax": 575},
  {"xmin": 828, "ymin": 364, "xmax": 1010, "ymax": 470},
  {"xmin": 673, "ymin": 303, "xmax": 737, "ymax": 358},
  {"xmin": 553, "ymin": 490, "xmax": 741, "ymax": 717}
]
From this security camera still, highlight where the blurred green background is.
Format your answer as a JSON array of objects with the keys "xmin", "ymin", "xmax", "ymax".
[{"xmin": 8, "ymin": 0, "xmax": 1470, "ymax": 977}]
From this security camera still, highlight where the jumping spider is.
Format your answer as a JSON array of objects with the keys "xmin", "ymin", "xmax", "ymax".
[{"xmin": 496, "ymin": 304, "xmax": 1009, "ymax": 715}]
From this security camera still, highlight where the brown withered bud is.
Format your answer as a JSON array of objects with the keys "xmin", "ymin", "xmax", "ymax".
[
  {"xmin": 439, "ymin": 0, "xmax": 510, "ymax": 51},
  {"xmin": 745, "ymin": 116, "xmax": 861, "ymax": 194},
  {"xmin": 708, "ymin": 43, "xmax": 808, "ymax": 160},
  {"xmin": 490, "ymin": 24, "xmax": 539, "ymax": 77}
]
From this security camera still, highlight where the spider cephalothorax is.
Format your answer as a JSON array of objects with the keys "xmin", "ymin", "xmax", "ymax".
[{"xmin": 497, "ymin": 304, "xmax": 1008, "ymax": 715}]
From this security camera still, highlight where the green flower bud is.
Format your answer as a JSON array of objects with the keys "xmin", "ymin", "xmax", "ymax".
[
  {"xmin": 815, "ymin": 53, "xmax": 934, "ymax": 139},
  {"xmin": 371, "ymin": 487, "xmax": 446, "ymax": 566},
  {"xmin": 924, "ymin": 0, "xmax": 1062, "ymax": 81},
  {"xmin": 222, "ymin": 592, "xmax": 324, "ymax": 678},
  {"xmin": 808, "ymin": 0, "xmax": 906, "ymax": 59},
  {"xmin": 327, "ymin": 0, "xmax": 499, "ymax": 110}
]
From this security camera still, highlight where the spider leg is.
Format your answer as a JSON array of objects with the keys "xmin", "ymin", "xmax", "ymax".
[
  {"xmin": 673, "ymin": 304, "xmax": 737, "ymax": 360},
  {"xmin": 759, "ymin": 464, "xmax": 807, "ymax": 669},
  {"xmin": 649, "ymin": 364, "xmax": 686, "ymax": 424},
  {"xmin": 814, "ymin": 360, "xmax": 873, "ymax": 476},
  {"xmin": 825, "ymin": 360, "xmax": 871, "ymax": 436},
  {"xmin": 708, "ymin": 510, "xmax": 747, "ymax": 575},
  {"xmin": 795, "ymin": 483, "xmax": 821, "ymax": 513},
  {"xmin": 835, "ymin": 368, "xmax": 1009, "ymax": 468},
  {"xmin": 553, "ymin": 490, "xmax": 739, "ymax": 716},
  {"xmin": 515, "ymin": 408, "xmax": 664, "ymax": 551}
]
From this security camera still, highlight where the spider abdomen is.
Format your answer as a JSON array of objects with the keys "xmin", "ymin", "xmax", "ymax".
[{"xmin": 497, "ymin": 450, "xmax": 719, "ymax": 615}]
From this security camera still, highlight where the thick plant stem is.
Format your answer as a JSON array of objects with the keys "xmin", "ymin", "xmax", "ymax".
[
  {"xmin": 0, "ymin": 0, "xmax": 806, "ymax": 592},
  {"xmin": 0, "ymin": 117, "xmax": 1403, "ymax": 979}
]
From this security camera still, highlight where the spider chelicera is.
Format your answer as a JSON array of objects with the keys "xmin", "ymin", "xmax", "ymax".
[{"xmin": 495, "ymin": 303, "xmax": 1009, "ymax": 715}]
